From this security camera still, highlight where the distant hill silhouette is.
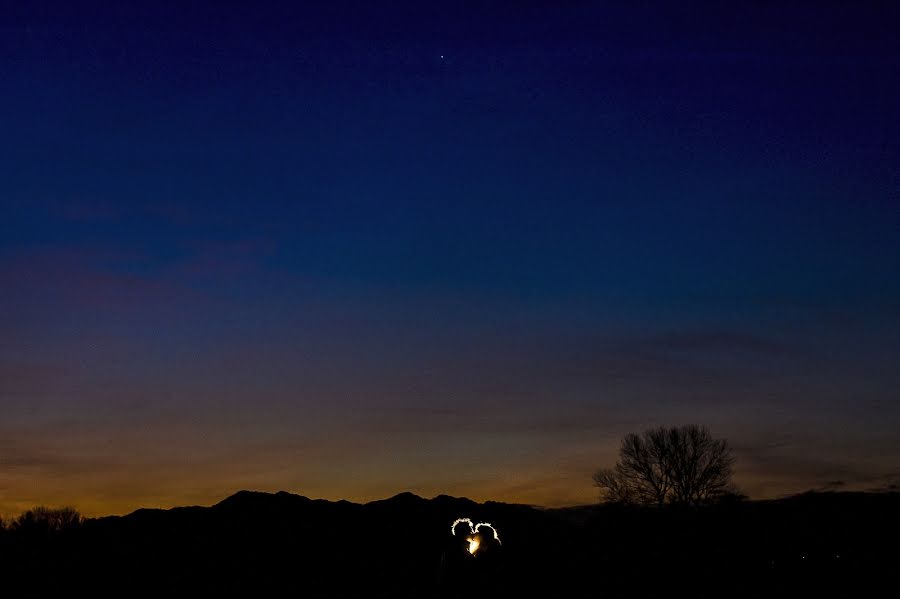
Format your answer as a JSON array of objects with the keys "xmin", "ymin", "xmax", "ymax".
[{"xmin": 2, "ymin": 490, "xmax": 897, "ymax": 597}]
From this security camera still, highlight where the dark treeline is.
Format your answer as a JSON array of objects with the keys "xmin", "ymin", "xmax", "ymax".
[{"xmin": 1, "ymin": 489, "xmax": 898, "ymax": 598}]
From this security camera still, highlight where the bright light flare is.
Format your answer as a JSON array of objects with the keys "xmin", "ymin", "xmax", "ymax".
[{"xmin": 466, "ymin": 535, "xmax": 480, "ymax": 555}]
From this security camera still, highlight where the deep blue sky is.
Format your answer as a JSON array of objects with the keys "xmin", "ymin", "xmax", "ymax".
[{"xmin": 2, "ymin": 1, "xmax": 899, "ymax": 514}]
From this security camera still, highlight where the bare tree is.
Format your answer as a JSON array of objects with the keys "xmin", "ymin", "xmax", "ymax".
[
  {"xmin": 593, "ymin": 425, "xmax": 735, "ymax": 506},
  {"xmin": 591, "ymin": 467, "xmax": 633, "ymax": 503}
]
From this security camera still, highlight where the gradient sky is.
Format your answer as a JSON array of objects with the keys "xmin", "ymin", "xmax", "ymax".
[{"xmin": 2, "ymin": 1, "xmax": 899, "ymax": 516}]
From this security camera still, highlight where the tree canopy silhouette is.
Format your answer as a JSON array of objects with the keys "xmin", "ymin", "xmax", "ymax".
[
  {"xmin": 593, "ymin": 424, "xmax": 735, "ymax": 506},
  {"xmin": 9, "ymin": 506, "xmax": 83, "ymax": 535}
]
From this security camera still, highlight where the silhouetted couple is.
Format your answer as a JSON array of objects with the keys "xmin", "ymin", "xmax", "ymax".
[{"xmin": 437, "ymin": 527, "xmax": 503, "ymax": 597}]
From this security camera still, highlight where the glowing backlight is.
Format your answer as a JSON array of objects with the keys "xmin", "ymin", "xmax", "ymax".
[{"xmin": 451, "ymin": 517, "xmax": 501, "ymax": 556}]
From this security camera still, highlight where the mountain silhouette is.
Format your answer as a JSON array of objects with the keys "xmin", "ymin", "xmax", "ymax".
[{"xmin": 2, "ymin": 490, "xmax": 897, "ymax": 597}]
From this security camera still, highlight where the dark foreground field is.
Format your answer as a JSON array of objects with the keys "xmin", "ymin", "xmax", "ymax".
[{"xmin": 3, "ymin": 490, "xmax": 897, "ymax": 598}]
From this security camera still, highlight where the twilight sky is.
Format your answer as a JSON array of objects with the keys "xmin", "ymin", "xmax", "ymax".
[{"xmin": 2, "ymin": 1, "xmax": 899, "ymax": 516}]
